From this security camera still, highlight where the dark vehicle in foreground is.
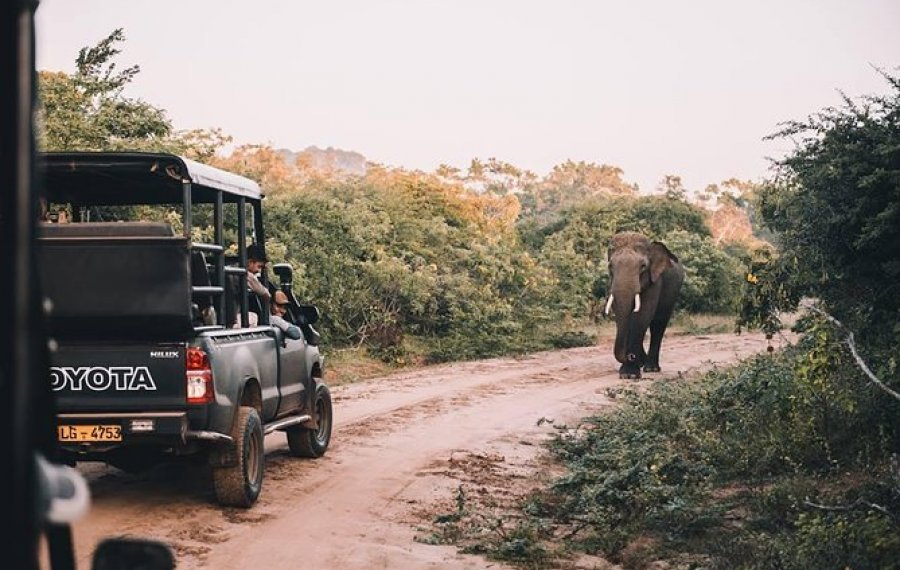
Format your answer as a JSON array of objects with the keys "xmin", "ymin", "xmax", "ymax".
[
  {"xmin": 7, "ymin": 2, "xmax": 174, "ymax": 566},
  {"xmin": 39, "ymin": 152, "xmax": 333, "ymax": 508}
]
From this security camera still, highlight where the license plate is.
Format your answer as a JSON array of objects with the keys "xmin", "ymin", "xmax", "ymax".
[{"xmin": 58, "ymin": 424, "xmax": 123, "ymax": 442}]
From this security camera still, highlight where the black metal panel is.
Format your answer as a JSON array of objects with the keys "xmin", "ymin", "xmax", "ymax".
[
  {"xmin": 51, "ymin": 344, "xmax": 187, "ymax": 412},
  {"xmin": 39, "ymin": 236, "xmax": 194, "ymax": 340}
]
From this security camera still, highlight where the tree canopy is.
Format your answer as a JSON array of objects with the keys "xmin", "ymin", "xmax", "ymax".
[
  {"xmin": 38, "ymin": 28, "xmax": 228, "ymax": 157},
  {"xmin": 754, "ymin": 71, "xmax": 900, "ymax": 353}
]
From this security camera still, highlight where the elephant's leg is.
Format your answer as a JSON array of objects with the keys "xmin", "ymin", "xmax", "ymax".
[
  {"xmin": 644, "ymin": 272, "xmax": 682, "ymax": 373},
  {"xmin": 619, "ymin": 331, "xmax": 647, "ymax": 379},
  {"xmin": 644, "ymin": 319, "xmax": 669, "ymax": 372},
  {"xmin": 618, "ymin": 357, "xmax": 642, "ymax": 380}
]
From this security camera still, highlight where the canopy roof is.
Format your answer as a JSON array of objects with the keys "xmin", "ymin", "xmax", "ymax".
[{"xmin": 39, "ymin": 152, "xmax": 263, "ymax": 205}]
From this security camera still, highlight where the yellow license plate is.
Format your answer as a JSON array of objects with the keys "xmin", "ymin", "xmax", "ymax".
[{"xmin": 58, "ymin": 424, "xmax": 123, "ymax": 442}]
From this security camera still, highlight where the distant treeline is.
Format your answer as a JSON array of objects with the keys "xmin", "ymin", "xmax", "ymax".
[{"xmin": 37, "ymin": 28, "xmax": 764, "ymax": 362}]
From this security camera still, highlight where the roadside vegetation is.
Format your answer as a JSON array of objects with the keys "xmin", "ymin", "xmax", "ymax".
[
  {"xmin": 423, "ymin": 75, "xmax": 900, "ymax": 569},
  {"xmin": 37, "ymin": 30, "xmax": 898, "ymax": 567}
]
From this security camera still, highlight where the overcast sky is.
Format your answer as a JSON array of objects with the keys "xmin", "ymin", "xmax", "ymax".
[{"xmin": 35, "ymin": 0, "xmax": 899, "ymax": 193}]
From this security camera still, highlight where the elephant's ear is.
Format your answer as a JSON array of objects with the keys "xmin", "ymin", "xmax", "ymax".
[{"xmin": 649, "ymin": 241, "xmax": 677, "ymax": 282}]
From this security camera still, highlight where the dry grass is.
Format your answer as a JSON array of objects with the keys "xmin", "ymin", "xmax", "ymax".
[
  {"xmin": 669, "ymin": 312, "xmax": 737, "ymax": 335},
  {"xmin": 322, "ymin": 347, "xmax": 397, "ymax": 386},
  {"xmin": 325, "ymin": 313, "xmax": 748, "ymax": 386}
]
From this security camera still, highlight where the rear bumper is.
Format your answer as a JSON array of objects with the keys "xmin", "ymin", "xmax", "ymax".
[{"xmin": 57, "ymin": 411, "xmax": 232, "ymax": 453}]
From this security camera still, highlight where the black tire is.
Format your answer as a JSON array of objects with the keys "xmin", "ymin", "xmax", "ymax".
[
  {"xmin": 287, "ymin": 383, "xmax": 333, "ymax": 458},
  {"xmin": 212, "ymin": 406, "xmax": 264, "ymax": 507}
]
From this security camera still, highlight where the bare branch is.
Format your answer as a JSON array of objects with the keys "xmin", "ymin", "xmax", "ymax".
[
  {"xmin": 803, "ymin": 497, "xmax": 897, "ymax": 523},
  {"xmin": 800, "ymin": 301, "xmax": 900, "ymax": 403}
]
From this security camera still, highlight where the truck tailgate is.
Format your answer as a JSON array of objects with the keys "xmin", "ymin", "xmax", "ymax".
[{"xmin": 51, "ymin": 344, "xmax": 187, "ymax": 412}]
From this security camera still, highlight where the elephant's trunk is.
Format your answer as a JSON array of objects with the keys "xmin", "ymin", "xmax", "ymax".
[
  {"xmin": 608, "ymin": 293, "xmax": 641, "ymax": 315},
  {"xmin": 613, "ymin": 293, "xmax": 641, "ymax": 364},
  {"xmin": 614, "ymin": 322, "xmax": 629, "ymax": 363}
]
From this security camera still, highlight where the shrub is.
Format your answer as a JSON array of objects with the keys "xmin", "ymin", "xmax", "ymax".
[{"xmin": 530, "ymin": 346, "xmax": 900, "ymax": 568}]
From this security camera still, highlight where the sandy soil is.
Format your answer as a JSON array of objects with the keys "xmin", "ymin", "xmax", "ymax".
[{"xmin": 62, "ymin": 332, "xmax": 791, "ymax": 569}]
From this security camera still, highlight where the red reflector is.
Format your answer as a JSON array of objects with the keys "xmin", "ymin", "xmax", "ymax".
[
  {"xmin": 186, "ymin": 347, "xmax": 209, "ymax": 370},
  {"xmin": 186, "ymin": 347, "xmax": 214, "ymax": 404}
]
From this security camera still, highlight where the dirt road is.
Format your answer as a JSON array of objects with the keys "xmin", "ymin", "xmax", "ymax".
[{"xmin": 67, "ymin": 332, "xmax": 789, "ymax": 569}]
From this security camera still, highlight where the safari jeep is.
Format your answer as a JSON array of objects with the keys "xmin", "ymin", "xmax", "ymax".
[{"xmin": 38, "ymin": 151, "xmax": 333, "ymax": 507}]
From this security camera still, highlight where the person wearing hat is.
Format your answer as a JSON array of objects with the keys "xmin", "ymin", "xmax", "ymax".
[{"xmin": 271, "ymin": 290, "xmax": 303, "ymax": 340}]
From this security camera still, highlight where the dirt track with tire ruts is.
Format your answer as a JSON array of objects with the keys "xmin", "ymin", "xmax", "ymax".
[{"xmin": 65, "ymin": 331, "xmax": 790, "ymax": 569}]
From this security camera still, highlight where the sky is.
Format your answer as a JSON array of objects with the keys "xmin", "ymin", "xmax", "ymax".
[{"xmin": 35, "ymin": 0, "xmax": 899, "ymax": 194}]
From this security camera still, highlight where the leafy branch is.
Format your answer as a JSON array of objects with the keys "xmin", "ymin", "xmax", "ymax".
[{"xmin": 800, "ymin": 301, "xmax": 900, "ymax": 403}]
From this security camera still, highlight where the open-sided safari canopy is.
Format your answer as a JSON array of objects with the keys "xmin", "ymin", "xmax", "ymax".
[
  {"xmin": 38, "ymin": 152, "xmax": 265, "ymax": 339},
  {"xmin": 40, "ymin": 152, "xmax": 262, "ymax": 205}
]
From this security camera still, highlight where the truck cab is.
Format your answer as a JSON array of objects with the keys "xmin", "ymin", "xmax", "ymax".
[{"xmin": 38, "ymin": 152, "xmax": 333, "ymax": 507}]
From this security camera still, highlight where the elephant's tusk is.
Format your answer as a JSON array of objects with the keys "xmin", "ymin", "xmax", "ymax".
[
  {"xmin": 604, "ymin": 294, "xmax": 614, "ymax": 316},
  {"xmin": 633, "ymin": 293, "xmax": 641, "ymax": 313}
]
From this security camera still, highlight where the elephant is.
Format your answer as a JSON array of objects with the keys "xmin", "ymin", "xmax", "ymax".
[{"xmin": 605, "ymin": 232, "xmax": 684, "ymax": 379}]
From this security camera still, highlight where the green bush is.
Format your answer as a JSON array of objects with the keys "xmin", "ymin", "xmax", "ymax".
[
  {"xmin": 663, "ymin": 230, "xmax": 744, "ymax": 314},
  {"xmin": 264, "ymin": 174, "xmax": 565, "ymax": 361},
  {"xmin": 529, "ymin": 344, "xmax": 900, "ymax": 568}
]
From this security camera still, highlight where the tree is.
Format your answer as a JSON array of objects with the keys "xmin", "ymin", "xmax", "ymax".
[
  {"xmin": 706, "ymin": 201, "xmax": 758, "ymax": 247},
  {"xmin": 38, "ymin": 28, "xmax": 227, "ymax": 156},
  {"xmin": 543, "ymin": 160, "xmax": 637, "ymax": 199},
  {"xmin": 657, "ymin": 174, "xmax": 687, "ymax": 200},
  {"xmin": 211, "ymin": 144, "xmax": 301, "ymax": 196},
  {"xmin": 518, "ymin": 160, "xmax": 638, "ymax": 220},
  {"xmin": 756, "ymin": 72, "xmax": 900, "ymax": 354},
  {"xmin": 458, "ymin": 157, "xmax": 539, "ymax": 197},
  {"xmin": 39, "ymin": 29, "xmax": 170, "ymax": 151},
  {"xmin": 741, "ymin": 71, "xmax": 900, "ymax": 473},
  {"xmin": 733, "ymin": 76, "xmax": 900, "ymax": 558}
]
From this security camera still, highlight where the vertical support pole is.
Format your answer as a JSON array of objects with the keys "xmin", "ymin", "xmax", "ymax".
[
  {"xmin": 182, "ymin": 179, "xmax": 192, "ymax": 239},
  {"xmin": 214, "ymin": 190, "xmax": 225, "ymax": 325},
  {"xmin": 252, "ymin": 200, "xmax": 269, "ymax": 323},
  {"xmin": 237, "ymin": 197, "xmax": 248, "ymax": 327}
]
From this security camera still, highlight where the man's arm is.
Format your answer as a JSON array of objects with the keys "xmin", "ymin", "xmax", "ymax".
[
  {"xmin": 270, "ymin": 315, "xmax": 302, "ymax": 340},
  {"xmin": 246, "ymin": 272, "xmax": 271, "ymax": 301}
]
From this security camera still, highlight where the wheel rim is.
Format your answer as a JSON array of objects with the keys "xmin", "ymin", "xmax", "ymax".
[
  {"xmin": 314, "ymin": 397, "xmax": 330, "ymax": 445},
  {"xmin": 247, "ymin": 427, "xmax": 262, "ymax": 485}
]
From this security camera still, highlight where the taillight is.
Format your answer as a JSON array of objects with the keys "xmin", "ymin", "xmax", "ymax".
[{"xmin": 186, "ymin": 347, "xmax": 214, "ymax": 404}]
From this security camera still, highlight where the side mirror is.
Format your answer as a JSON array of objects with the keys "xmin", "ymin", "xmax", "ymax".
[
  {"xmin": 91, "ymin": 538, "xmax": 175, "ymax": 570},
  {"xmin": 297, "ymin": 304, "xmax": 320, "ymax": 326},
  {"xmin": 272, "ymin": 263, "xmax": 293, "ymax": 285}
]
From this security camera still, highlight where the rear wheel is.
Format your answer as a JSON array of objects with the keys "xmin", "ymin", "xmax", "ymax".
[
  {"xmin": 212, "ymin": 406, "xmax": 264, "ymax": 507},
  {"xmin": 287, "ymin": 383, "xmax": 333, "ymax": 458}
]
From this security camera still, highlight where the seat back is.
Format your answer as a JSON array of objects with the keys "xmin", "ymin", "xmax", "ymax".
[{"xmin": 38, "ymin": 230, "xmax": 193, "ymax": 340}]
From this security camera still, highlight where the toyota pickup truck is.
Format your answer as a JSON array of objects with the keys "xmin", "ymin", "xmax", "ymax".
[{"xmin": 38, "ymin": 151, "xmax": 333, "ymax": 507}]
